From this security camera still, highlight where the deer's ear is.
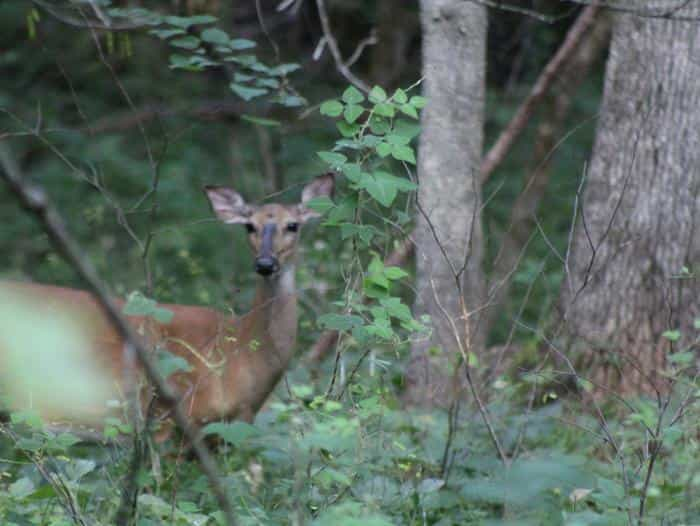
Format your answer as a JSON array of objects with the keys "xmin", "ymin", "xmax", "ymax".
[
  {"xmin": 204, "ymin": 186, "xmax": 253, "ymax": 224},
  {"xmin": 298, "ymin": 173, "xmax": 335, "ymax": 222}
]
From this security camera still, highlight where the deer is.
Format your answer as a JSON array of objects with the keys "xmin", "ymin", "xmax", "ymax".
[{"xmin": 0, "ymin": 173, "xmax": 334, "ymax": 440}]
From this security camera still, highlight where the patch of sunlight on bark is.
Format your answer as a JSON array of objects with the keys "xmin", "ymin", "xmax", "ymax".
[{"xmin": 0, "ymin": 284, "xmax": 117, "ymax": 423}]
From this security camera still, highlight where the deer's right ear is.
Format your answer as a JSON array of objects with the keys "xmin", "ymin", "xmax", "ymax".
[{"xmin": 204, "ymin": 186, "xmax": 253, "ymax": 224}]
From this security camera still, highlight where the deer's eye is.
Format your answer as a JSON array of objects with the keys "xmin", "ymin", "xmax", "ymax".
[
  {"xmin": 245, "ymin": 223, "xmax": 257, "ymax": 234},
  {"xmin": 286, "ymin": 222, "xmax": 299, "ymax": 233}
]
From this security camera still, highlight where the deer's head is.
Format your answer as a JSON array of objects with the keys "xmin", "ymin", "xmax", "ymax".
[{"xmin": 205, "ymin": 173, "xmax": 335, "ymax": 276}]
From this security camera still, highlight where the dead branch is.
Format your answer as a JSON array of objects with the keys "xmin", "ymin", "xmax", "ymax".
[
  {"xmin": 0, "ymin": 144, "xmax": 239, "ymax": 526},
  {"xmin": 480, "ymin": 3, "xmax": 601, "ymax": 182},
  {"xmin": 314, "ymin": 0, "xmax": 371, "ymax": 92}
]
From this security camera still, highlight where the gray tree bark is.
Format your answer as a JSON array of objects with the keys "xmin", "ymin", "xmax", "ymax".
[
  {"xmin": 403, "ymin": 0, "xmax": 487, "ymax": 407},
  {"xmin": 560, "ymin": 4, "xmax": 700, "ymax": 396}
]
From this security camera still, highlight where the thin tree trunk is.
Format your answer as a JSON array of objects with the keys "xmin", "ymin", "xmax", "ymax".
[
  {"xmin": 560, "ymin": 4, "xmax": 700, "ymax": 396},
  {"xmin": 403, "ymin": 0, "xmax": 487, "ymax": 407}
]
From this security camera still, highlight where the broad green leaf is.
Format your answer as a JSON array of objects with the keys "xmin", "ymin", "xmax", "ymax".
[
  {"xmin": 374, "ymin": 102, "xmax": 395, "ymax": 118},
  {"xmin": 320, "ymin": 99, "xmax": 344, "ymax": 117},
  {"xmin": 399, "ymin": 104, "xmax": 419, "ymax": 118},
  {"xmin": 392, "ymin": 88, "xmax": 408, "ymax": 104},
  {"xmin": 156, "ymin": 348, "xmax": 193, "ymax": 378},
  {"xmin": 230, "ymin": 83, "xmax": 268, "ymax": 100},
  {"xmin": 342, "ymin": 85, "xmax": 365, "ymax": 104},
  {"xmin": 200, "ymin": 28, "xmax": 229, "ymax": 45},
  {"xmin": 380, "ymin": 297, "xmax": 412, "ymax": 321},
  {"xmin": 369, "ymin": 116, "xmax": 391, "ymax": 135},
  {"xmin": 375, "ymin": 142, "xmax": 392, "ymax": 157},
  {"xmin": 662, "ymin": 329, "xmax": 681, "ymax": 341},
  {"xmin": 170, "ymin": 36, "xmax": 200, "ymax": 50},
  {"xmin": 149, "ymin": 28, "xmax": 185, "ymax": 39},
  {"xmin": 318, "ymin": 314, "xmax": 364, "ymax": 331},
  {"xmin": 202, "ymin": 421, "xmax": 260, "ymax": 445},
  {"xmin": 268, "ymin": 62, "xmax": 301, "ymax": 75},
  {"xmin": 384, "ymin": 266, "xmax": 409, "ymax": 280},
  {"xmin": 336, "ymin": 121, "xmax": 360, "ymax": 137},
  {"xmin": 374, "ymin": 171, "xmax": 417, "ymax": 192},
  {"xmin": 229, "ymin": 38, "xmax": 257, "ymax": 50},
  {"xmin": 409, "ymin": 95, "xmax": 427, "ymax": 108},
  {"xmin": 317, "ymin": 151, "xmax": 347, "ymax": 166},
  {"xmin": 256, "ymin": 77, "xmax": 280, "ymax": 88},
  {"xmin": 342, "ymin": 163, "xmax": 363, "ymax": 182},
  {"xmin": 386, "ymin": 134, "xmax": 411, "ymax": 146},
  {"xmin": 369, "ymin": 85, "xmax": 387, "ymax": 103},
  {"xmin": 391, "ymin": 144, "xmax": 416, "ymax": 164},
  {"xmin": 668, "ymin": 351, "xmax": 694, "ymax": 365},
  {"xmin": 305, "ymin": 196, "xmax": 335, "ymax": 214},
  {"xmin": 9, "ymin": 477, "xmax": 35, "ymax": 499},
  {"xmin": 393, "ymin": 118, "xmax": 421, "ymax": 138},
  {"xmin": 343, "ymin": 103, "xmax": 364, "ymax": 124}
]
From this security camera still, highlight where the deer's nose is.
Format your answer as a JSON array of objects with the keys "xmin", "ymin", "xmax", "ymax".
[{"xmin": 255, "ymin": 256, "xmax": 279, "ymax": 276}]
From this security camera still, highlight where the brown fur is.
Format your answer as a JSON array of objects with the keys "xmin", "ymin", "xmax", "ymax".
[{"xmin": 0, "ymin": 174, "xmax": 334, "ymax": 439}]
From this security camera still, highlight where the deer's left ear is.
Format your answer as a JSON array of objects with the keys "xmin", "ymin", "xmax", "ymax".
[{"xmin": 298, "ymin": 173, "xmax": 335, "ymax": 222}]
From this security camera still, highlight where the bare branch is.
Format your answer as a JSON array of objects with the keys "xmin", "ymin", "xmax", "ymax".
[
  {"xmin": 314, "ymin": 0, "xmax": 371, "ymax": 92},
  {"xmin": 0, "ymin": 144, "xmax": 239, "ymax": 526},
  {"xmin": 480, "ymin": 4, "xmax": 601, "ymax": 182}
]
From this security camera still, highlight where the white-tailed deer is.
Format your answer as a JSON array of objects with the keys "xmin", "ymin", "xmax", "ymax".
[{"xmin": 0, "ymin": 173, "xmax": 334, "ymax": 438}]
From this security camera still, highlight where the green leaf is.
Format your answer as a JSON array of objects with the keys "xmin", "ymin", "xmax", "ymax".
[
  {"xmin": 380, "ymin": 297, "xmax": 412, "ymax": 321},
  {"xmin": 694, "ymin": 318, "xmax": 700, "ymax": 330},
  {"xmin": 668, "ymin": 351, "xmax": 694, "ymax": 365},
  {"xmin": 156, "ymin": 348, "xmax": 193, "ymax": 379},
  {"xmin": 342, "ymin": 85, "xmax": 365, "ymax": 104},
  {"xmin": 369, "ymin": 86, "xmax": 387, "ymax": 103},
  {"xmin": 318, "ymin": 314, "xmax": 364, "ymax": 331},
  {"xmin": 662, "ymin": 329, "xmax": 681, "ymax": 342},
  {"xmin": 269, "ymin": 63, "xmax": 301, "ymax": 75},
  {"xmin": 374, "ymin": 171, "xmax": 417, "ymax": 192},
  {"xmin": 149, "ymin": 28, "xmax": 185, "ymax": 39},
  {"xmin": 306, "ymin": 196, "xmax": 335, "ymax": 214},
  {"xmin": 255, "ymin": 77, "xmax": 280, "ymax": 88},
  {"xmin": 170, "ymin": 36, "xmax": 201, "ymax": 50},
  {"xmin": 375, "ymin": 142, "xmax": 392, "ymax": 157},
  {"xmin": 392, "ymin": 88, "xmax": 408, "ymax": 104},
  {"xmin": 200, "ymin": 28, "xmax": 229, "ymax": 45},
  {"xmin": 241, "ymin": 115, "xmax": 281, "ymax": 127},
  {"xmin": 234, "ymin": 72, "xmax": 254, "ymax": 82},
  {"xmin": 409, "ymin": 95, "xmax": 427, "ymax": 108},
  {"xmin": 362, "ymin": 175, "xmax": 397, "ymax": 207},
  {"xmin": 369, "ymin": 116, "xmax": 391, "ymax": 135},
  {"xmin": 164, "ymin": 15, "xmax": 216, "ymax": 28},
  {"xmin": 374, "ymin": 102, "xmax": 395, "ymax": 118},
  {"xmin": 384, "ymin": 266, "xmax": 409, "ymax": 280},
  {"xmin": 230, "ymin": 38, "xmax": 257, "ymax": 50},
  {"xmin": 343, "ymin": 103, "xmax": 364, "ymax": 124},
  {"xmin": 386, "ymin": 134, "xmax": 411, "ymax": 146},
  {"xmin": 336, "ymin": 121, "xmax": 360, "ymax": 137},
  {"xmin": 342, "ymin": 163, "xmax": 363, "ymax": 183},
  {"xmin": 202, "ymin": 421, "xmax": 260, "ymax": 445},
  {"xmin": 320, "ymin": 100, "xmax": 344, "ymax": 117},
  {"xmin": 317, "ymin": 151, "xmax": 347, "ymax": 167},
  {"xmin": 399, "ymin": 104, "xmax": 419, "ymax": 119},
  {"xmin": 9, "ymin": 477, "xmax": 35, "ymax": 499},
  {"xmin": 393, "ymin": 119, "xmax": 421, "ymax": 139},
  {"xmin": 391, "ymin": 144, "xmax": 416, "ymax": 164},
  {"xmin": 230, "ymin": 83, "xmax": 268, "ymax": 100},
  {"xmin": 277, "ymin": 92, "xmax": 307, "ymax": 107}
]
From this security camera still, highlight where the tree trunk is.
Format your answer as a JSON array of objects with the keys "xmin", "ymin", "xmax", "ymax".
[
  {"xmin": 560, "ymin": 4, "xmax": 700, "ymax": 397},
  {"xmin": 403, "ymin": 0, "xmax": 487, "ymax": 407}
]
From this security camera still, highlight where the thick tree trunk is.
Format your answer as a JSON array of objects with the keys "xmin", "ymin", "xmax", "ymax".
[
  {"xmin": 560, "ymin": 5, "xmax": 700, "ymax": 396},
  {"xmin": 403, "ymin": 0, "xmax": 487, "ymax": 407}
]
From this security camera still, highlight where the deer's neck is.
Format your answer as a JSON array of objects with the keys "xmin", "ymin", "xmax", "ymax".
[{"xmin": 243, "ymin": 265, "xmax": 298, "ymax": 369}]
